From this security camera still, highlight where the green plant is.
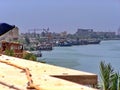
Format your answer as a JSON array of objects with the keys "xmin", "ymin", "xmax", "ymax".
[
  {"xmin": 23, "ymin": 53, "xmax": 37, "ymax": 61},
  {"xmin": 110, "ymin": 72, "xmax": 120, "ymax": 90},
  {"xmin": 5, "ymin": 49, "xmax": 14, "ymax": 56},
  {"xmin": 100, "ymin": 61, "xmax": 120, "ymax": 90}
]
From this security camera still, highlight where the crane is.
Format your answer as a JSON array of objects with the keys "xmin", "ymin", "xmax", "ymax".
[{"xmin": 28, "ymin": 28, "xmax": 49, "ymax": 37}]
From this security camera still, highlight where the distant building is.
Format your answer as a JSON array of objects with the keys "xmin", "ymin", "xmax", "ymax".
[
  {"xmin": 75, "ymin": 28, "xmax": 116, "ymax": 39},
  {"xmin": 60, "ymin": 31, "xmax": 67, "ymax": 37},
  {"xmin": 75, "ymin": 28, "xmax": 94, "ymax": 38},
  {"xmin": 118, "ymin": 27, "xmax": 120, "ymax": 35},
  {"xmin": 93, "ymin": 31, "xmax": 116, "ymax": 39},
  {"xmin": 76, "ymin": 28, "xmax": 93, "ymax": 33}
]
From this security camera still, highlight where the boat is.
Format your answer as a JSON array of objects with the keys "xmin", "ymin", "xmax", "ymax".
[
  {"xmin": 72, "ymin": 39, "xmax": 101, "ymax": 45},
  {"xmin": 31, "ymin": 51, "xmax": 42, "ymax": 57},
  {"xmin": 72, "ymin": 40, "xmax": 88, "ymax": 45},
  {"xmin": 56, "ymin": 41, "xmax": 72, "ymax": 47},
  {"xmin": 37, "ymin": 43, "xmax": 53, "ymax": 51},
  {"xmin": 87, "ymin": 40, "xmax": 101, "ymax": 44}
]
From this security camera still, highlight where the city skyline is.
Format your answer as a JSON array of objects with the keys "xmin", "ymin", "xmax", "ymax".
[{"xmin": 0, "ymin": 0, "xmax": 120, "ymax": 33}]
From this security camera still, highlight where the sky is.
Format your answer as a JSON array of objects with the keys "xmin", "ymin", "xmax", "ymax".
[{"xmin": 0, "ymin": 0, "xmax": 120, "ymax": 33}]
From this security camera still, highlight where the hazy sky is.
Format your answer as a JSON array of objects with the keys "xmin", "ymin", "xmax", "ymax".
[{"xmin": 0, "ymin": 0, "xmax": 120, "ymax": 33}]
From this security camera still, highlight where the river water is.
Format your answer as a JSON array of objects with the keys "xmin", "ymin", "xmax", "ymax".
[{"xmin": 38, "ymin": 40, "xmax": 120, "ymax": 78}]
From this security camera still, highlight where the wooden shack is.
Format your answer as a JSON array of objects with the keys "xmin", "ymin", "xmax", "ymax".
[{"xmin": 0, "ymin": 41, "xmax": 23, "ymax": 58}]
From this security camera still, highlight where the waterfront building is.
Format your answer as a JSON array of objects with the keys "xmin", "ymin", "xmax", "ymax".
[
  {"xmin": 75, "ymin": 28, "xmax": 116, "ymax": 39},
  {"xmin": 76, "ymin": 28, "xmax": 93, "ymax": 33},
  {"xmin": 60, "ymin": 31, "xmax": 67, "ymax": 38},
  {"xmin": 118, "ymin": 27, "xmax": 120, "ymax": 35},
  {"xmin": 93, "ymin": 31, "xmax": 116, "ymax": 39}
]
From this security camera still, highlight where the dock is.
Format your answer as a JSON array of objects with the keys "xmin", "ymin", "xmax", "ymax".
[{"xmin": 0, "ymin": 55, "xmax": 98, "ymax": 90}]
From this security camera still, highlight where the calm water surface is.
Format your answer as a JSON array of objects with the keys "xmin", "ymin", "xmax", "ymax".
[{"xmin": 38, "ymin": 40, "xmax": 120, "ymax": 78}]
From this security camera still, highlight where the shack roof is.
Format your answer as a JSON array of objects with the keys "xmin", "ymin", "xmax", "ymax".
[{"xmin": 0, "ymin": 23, "xmax": 15, "ymax": 36}]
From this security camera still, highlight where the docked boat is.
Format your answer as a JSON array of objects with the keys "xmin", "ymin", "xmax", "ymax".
[
  {"xmin": 56, "ymin": 41, "xmax": 72, "ymax": 47},
  {"xmin": 31, "ymin": 51, "xmax": 42, "ymax": 57},
  {"xmin": 72, "ymin": 40, "xmax": 88, "ymax": 45},
  {"xmin": 87, "ymin": 40, "xmax": 101, "ymax": 44},
  {"xmin": 37, "ymin": 43, "xmax": 53, "ymax": 51}
]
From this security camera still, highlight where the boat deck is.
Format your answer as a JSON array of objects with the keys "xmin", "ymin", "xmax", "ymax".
[{"xmin": 0, "ymin": 55, "xmax": 98, "ymax": 90}]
